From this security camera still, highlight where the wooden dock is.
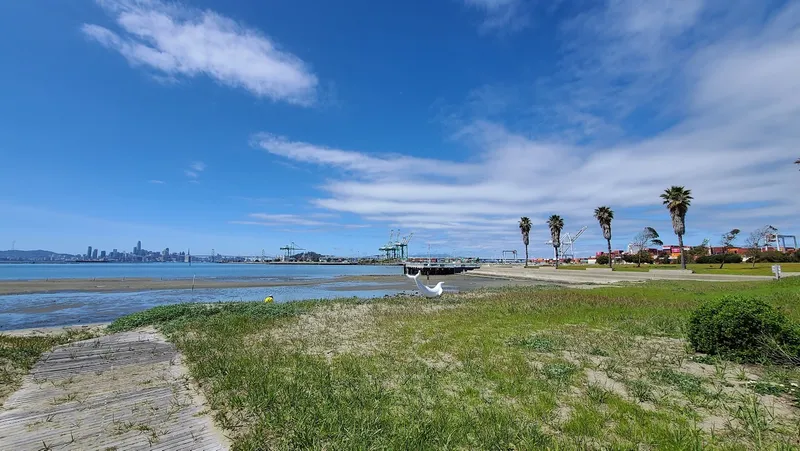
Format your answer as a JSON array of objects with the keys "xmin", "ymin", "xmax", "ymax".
[
  {"xmin": 0, "ymin": 329, "xmax": 229, "ymax": 450},
  {"xmin": 403, "ymin": 262, "xmax": 481, "ymax": 276}
]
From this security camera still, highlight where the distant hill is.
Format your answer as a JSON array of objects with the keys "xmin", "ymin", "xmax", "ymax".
[
  {"xmin": 291, "ymin": 251, "xmax": 323, "ymax": 262},
  {"xmin": 0, "ymin": 249, "xmax": 76, "ymax": 260}
]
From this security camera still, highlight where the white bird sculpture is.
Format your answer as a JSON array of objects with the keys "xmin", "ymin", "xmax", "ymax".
[{"xmin": 406, "ymin": 272, "xmax": 444, "ymax": 298}]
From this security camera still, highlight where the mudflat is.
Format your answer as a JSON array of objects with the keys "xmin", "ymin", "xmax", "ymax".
[
  {"xmin": 0, "ymin": 274, "xmax": 555, "ymax": 296},
  {"xmin": 0, "ymin": 276, "xmax": 370, "ymax": 296}
]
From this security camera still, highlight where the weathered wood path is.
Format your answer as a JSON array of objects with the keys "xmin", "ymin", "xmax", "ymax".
[{"xmin": 0, "ymin": 329, "xmax": 229, "ymax": 450}]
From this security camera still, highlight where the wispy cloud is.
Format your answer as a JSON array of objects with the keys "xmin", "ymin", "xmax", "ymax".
[
  {"xmin": 184, "ymin": 161, "xmax": 206, "ymax": 179},
  {"xmin": 252, "ymin": 133, "xmax": 478, "ymax": 180},
  {"xmin": 81, "ymin": 0, "xmax": 318, "ymax": 105},
  {"xmin": 148, "ymin": 179, "xmax": 165, "ymax": 184},
  {"xmin": 231, "ymin": 213, "xmax": 369, "ymax": 230},
  {"xmin": 255, "ymin": 0, "xmax": 800, "ymax": 256},
  {"xmin": 462, "ymin": 0, "xmax": 529, "ymax": 33}
]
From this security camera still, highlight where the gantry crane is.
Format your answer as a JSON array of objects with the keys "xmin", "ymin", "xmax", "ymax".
[
  {"xmin": 279, "ymin": 242, "xmax": 305, "ymax": 261},
  {"xmin": 545, "ymin": 226, "xmax": 588, "ymax": 260}
]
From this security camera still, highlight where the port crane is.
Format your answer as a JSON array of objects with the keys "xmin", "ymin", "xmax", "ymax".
[
  {"xmin": 545, "ymin": 225, "xmax": 588, "ymax": 260},
  {"xmin": 279, "ymin": 242, "xmax": 305, "ymax": 261},
  {"xmin": 379, "ymin": 229, "xmax": 415, "ymax": 260}
]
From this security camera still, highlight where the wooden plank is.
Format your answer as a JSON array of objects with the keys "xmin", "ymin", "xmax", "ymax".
[{"xmin": 0, "ymin": 329, "xmax": 230, "ymax": 450}]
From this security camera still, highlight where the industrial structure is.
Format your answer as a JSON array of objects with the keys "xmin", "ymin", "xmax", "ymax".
[
  {"xmin": 378, "ymin": 230, "xmax": 414, "ymax": 260},
  {"xmin": 765, "ymin": 226, "xmax": 797, "ymax": 252},
  {"xmin": 279, "ymin": 242, "xmax": 305, "ymax": 261},
  {"xmin": 545, "ymin": 226, "xmax": 588, "ymax": 260}
]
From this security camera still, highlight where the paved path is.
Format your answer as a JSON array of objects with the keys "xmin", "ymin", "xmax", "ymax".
[
  {"xmin": 469, "ymin": 265, "xmax": 796, "ymax": 285},
  {"xmin": 0, "ymin": 329, "xmax": 229, "ymax": 450}
]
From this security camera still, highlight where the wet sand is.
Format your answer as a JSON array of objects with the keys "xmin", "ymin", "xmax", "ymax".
[{"xmin": 0, "ymin": 275, "xmax": 386, "ymax": 296}]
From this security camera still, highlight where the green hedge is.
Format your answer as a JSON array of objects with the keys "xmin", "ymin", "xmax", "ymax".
[{"xmin": 695, "ymin": 254, "xmax": 743, "ymax": 264}]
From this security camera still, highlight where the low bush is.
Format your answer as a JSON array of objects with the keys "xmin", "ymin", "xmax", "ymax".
[
  {"xmin": 687, "ymin": 295, "xmax": 800, "ymax": 363},
  {"xmin": 595, "ymin": 255, "xmax": 609, "ymax": 265},
  {"xmin": 756, "ymin": 251, "xmax": 799, "ymax": 263},
  {"xmin": 622, "ymin": 252, "xmax": 654, "ymax": 264},
  {"xmin": 695, "ymin": 254, "xmax": 743, "ymax": 264}
]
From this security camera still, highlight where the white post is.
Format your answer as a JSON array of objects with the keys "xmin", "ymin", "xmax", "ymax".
[{"xmin": 772, "ymin": 265, "xmax": 782, "ymax": 280}]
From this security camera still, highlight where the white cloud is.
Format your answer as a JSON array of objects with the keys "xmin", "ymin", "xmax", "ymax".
[
  {"xmin": 252, "ymin": 133, "xmax": 478, "ymax": 180},
  {"xmin": 185, "ymin": 161, "xmax": 206, "ymax": 179},
  {"xmin": 253, "ymin": 0, "xmax": 800, "ymax": 256},
  {"xmin": 231, "ymin": 213, "xmax": 370, "ymax": 230},
  {"xmin": 82, "ymin": 0, "xmax": 317, "ymax": 104},
  {"xmin": 462, "ymin": 0, "xmax": 528, "ymax": 33},
  {"xmin": 148, "ymin": 179, "xmax": 165, "ymax": 184}
]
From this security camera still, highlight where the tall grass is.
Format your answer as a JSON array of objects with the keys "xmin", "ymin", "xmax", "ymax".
[{"xmin": 110, "ymin": 278, "xmax": 800, "ymax": 449}]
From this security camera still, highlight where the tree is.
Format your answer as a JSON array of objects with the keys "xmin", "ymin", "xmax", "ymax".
[
  {"xmin": 594, "ymin": 206, "xmax": 614, "ymax": 268},
  {"xmin": 718, "ymin": 228, "xmax": 741, "ymax": 269},
  {"xmin": 688, "ymin": 238, "xmax": 710, "ymax": 261},
  {"xmin": 547, "ymin": 215, "xmax": 564, "ymax": 269},
  {"xmin": 631, "ymin": 227, "xmax": 664, "ymax": 267},
  {"xmin": 660, "ymin": 186, "xmax": 693, "ymax": 270},
  {"xmin": 519, "ymin": 217, "xmax": 532, "ymax": 267},
  {"xmin": 744, "ymin": 227, "xmax": 766, "ymax": 268}
]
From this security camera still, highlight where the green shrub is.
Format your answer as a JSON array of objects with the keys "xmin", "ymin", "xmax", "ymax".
[
  {"xmin": 695, "ymin": 254, "xmax": 743, "ymax": 264},
  {"xmin": 687, "ymin": 295, "xmax": 800, "ymax": 363},
  {"xmin": 656, "ymin": 255, "xmax": 672, "ymax": 264},
  {"xmin": 595, "ymin": 255, "xmax": 609, "ymax": 265},
  {"xmin": 622, "ymin": 252, "xmax": 654, "ymax": 264},
  {"xmin": 756, "ymin": 251, "xmax": 798, "ymax": 263}
]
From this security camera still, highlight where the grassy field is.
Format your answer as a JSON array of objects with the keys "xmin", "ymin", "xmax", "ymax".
[
  {"xmin": 106, "ymin": 278, "xmax": 800, "ymax": 450},
  {"xmin": 543, "ymin": 262, "xmax": 800, "ymax": 276}
]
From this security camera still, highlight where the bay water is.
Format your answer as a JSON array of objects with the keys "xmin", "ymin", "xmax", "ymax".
[{"xmin": 0, "ymin": 263, "xmax": 407, "ymax": 331}]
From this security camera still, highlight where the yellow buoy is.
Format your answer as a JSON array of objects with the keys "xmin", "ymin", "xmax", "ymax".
[{"xmin": 264, "ymin": 296, "xmax": 274, "ymax": 303}]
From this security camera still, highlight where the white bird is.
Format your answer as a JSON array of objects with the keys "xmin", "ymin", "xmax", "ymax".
[{"xmin": 406, "ymin": 272, "xmax": 444, "ymax": 298}]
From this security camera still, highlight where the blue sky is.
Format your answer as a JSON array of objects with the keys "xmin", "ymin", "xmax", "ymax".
[{"xmin": 1, "ymin": 0, "xmax": 798, "ymax": 258}]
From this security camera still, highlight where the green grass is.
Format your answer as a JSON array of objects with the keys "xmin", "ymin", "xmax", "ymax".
[
  {"xmin": 0, "ymin": 328, "xmax": 99, "ymax": 402},
  {"xmin": 109, "ymin": 278, "xmax": 800, "ymax": 450},
  {"xmin": 611, "ymin": 262, "xmax": 800, "ymax": 276},
  {"xmin": 532, "ymin": 262, "xmax": 800, "ymax": 276}
]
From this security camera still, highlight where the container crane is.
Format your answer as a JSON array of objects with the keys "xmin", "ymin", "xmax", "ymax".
[
  {"xmin": 545, "ymin": 226, "xmax": 588, "ymax": 260},
  {"xmin": 279, "ymin": 242, "xmax": 305, "ymax": 261}
]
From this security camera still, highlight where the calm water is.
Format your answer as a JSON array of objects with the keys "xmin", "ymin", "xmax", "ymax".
[
  {"xmin": 0, "ymin": 263, "xmax": 402, "ymax": 281},
  {"xmin": 0, "ymin": 263, "xmax": 408, "ymax": 330}
]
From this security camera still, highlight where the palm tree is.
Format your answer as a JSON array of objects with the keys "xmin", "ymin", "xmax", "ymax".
[
  {"xmin": 660, "ymin": 186, "xmax": 693, "ymax": 270},
  {"xmin": 519, "ymin": 217, "xmax": 532, "ymax": 267},
  {"xmin": 593, "ymin": 206, "xmax": 614, "ymax": 268},
  {"xmin": 547, "ymin": 215, "xmax": 564, "ymax": 268}
]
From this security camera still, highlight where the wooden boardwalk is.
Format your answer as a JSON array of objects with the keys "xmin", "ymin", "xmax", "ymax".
[{"xmin": 0, "ymin": 329, "xmax": 229, "ymax": 450}]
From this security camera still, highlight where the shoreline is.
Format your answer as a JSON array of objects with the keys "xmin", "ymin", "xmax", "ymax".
[{"xmin": 0, "ymin": 275, "xmax": 406, "ymax": 296}]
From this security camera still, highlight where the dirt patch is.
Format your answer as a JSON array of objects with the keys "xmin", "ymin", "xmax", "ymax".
[{"xmin": 586, "ymin": 369, "xmax": 629, "ymax": 399}]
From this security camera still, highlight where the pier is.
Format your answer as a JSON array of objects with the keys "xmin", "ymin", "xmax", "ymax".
[{"xmin": 403, "ymin": 262, "xmax": 481, "ymax": 276}]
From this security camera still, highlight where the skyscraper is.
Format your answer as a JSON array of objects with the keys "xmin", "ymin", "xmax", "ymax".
[
  {"xmin": 87, "ymin": 246, "xmax": 92, "ymax": 259},
  {"xmin": 100, "ymin": 250, "xmax": 106, "ymax": 259},
  {"xmin": 136, "ymin": 241, "xmax": 142, "ymax": 255},
  {"xmin": 92, "ymin": 249, "xmax": 98, "ymax": 259}
]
